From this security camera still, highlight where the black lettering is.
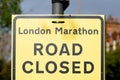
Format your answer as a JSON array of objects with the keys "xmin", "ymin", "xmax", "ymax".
[
  {"xmin": 59, "ymin": 61, "xmax": 69, "ymax": 74},
  {"xmin": 18, "ymin": 27, "xmax": 23, "ymax": 34},
  {"xmin": 22, "ymin": 61, "xmax": 33, "ymax": 73},
  {"xmin": 73, "ymin": 44, "xmax": 82, "ymax": 56},
  {"xmin": 34, "ymin": 43, "xmax": 43, "ymax": 55},
  {"xmin": 60, "ymin": 44, "xmax": 70, "ymax": 56},
  {"xmin": 46, "ymin": 61, "xmax": 57, "ymax": 73},
  {"xmin": 46, "ymin": 43, "xmax": 57, "ymax": 56},
  {"xmin": 84, "ymin": 61, "xmax": 94, "ymax": 74},
  {"xmin": 36, "ymin": 61, "xmax": 44, "ymax": 73},
  {"xmin": 24, "ymin": 29, "xmax": 28, "ymax": 34},
  {"xmin": 72, "ymin": 61, "xmax": 81, "ymax": 74},
  {"xmin": 55, "ymin": 27, "xmax": 62, "ymax": 34}
]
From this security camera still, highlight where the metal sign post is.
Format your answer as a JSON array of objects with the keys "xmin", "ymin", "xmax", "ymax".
[{"xmin": 52, "ymin": 0, "xmax": 69, "ymax": 14}]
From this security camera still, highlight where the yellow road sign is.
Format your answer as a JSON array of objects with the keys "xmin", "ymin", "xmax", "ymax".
[{"xmin": 12, "ymin": 15, "xmax": 105, "ymax": 80}]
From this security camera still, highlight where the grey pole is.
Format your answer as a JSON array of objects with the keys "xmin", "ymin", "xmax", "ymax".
[{"xmin": 52, "ymin": 0, "xmax": 69, "ymax": 14}]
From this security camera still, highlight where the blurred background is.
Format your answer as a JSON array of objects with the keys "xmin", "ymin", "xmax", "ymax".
[{"xmin": 0, "ymin": 0, "xmax": 120, "ymax": 80}]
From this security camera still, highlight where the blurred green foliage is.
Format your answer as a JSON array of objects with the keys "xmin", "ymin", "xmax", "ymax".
[
  {"xmin": 0, "ymin": 59, "xmax": 11, "ymax": 80},
  {"xmin": 0, "ymin": 0, "xmax": 21, "ymax": 80},
  {"xmin": 0, "ymin": 0, "xmax": 21, "ymax": 27},
  {"xmin": 106, "ymin": 49, "xmax": 120, "ymax": 80}
]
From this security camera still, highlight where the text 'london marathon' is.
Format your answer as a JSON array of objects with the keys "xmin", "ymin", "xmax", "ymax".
[{"xmin": 18, "ymin": 27, "xmax": 99, "ymax": 35}]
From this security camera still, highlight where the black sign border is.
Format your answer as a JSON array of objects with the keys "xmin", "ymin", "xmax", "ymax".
[{"xmin": 12, "ymin": 15, "xmax": 105, "ymax": 80}]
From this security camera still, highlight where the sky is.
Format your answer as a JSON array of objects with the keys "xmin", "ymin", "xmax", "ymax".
[{"xmin": 21, "ymin": 0, "xmax": 120, "ymax": 19}]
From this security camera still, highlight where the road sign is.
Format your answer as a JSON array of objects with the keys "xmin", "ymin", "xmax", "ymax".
[{"xmin": 12, "ymin": 15, "xmax": 105, "ymax": 80}]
